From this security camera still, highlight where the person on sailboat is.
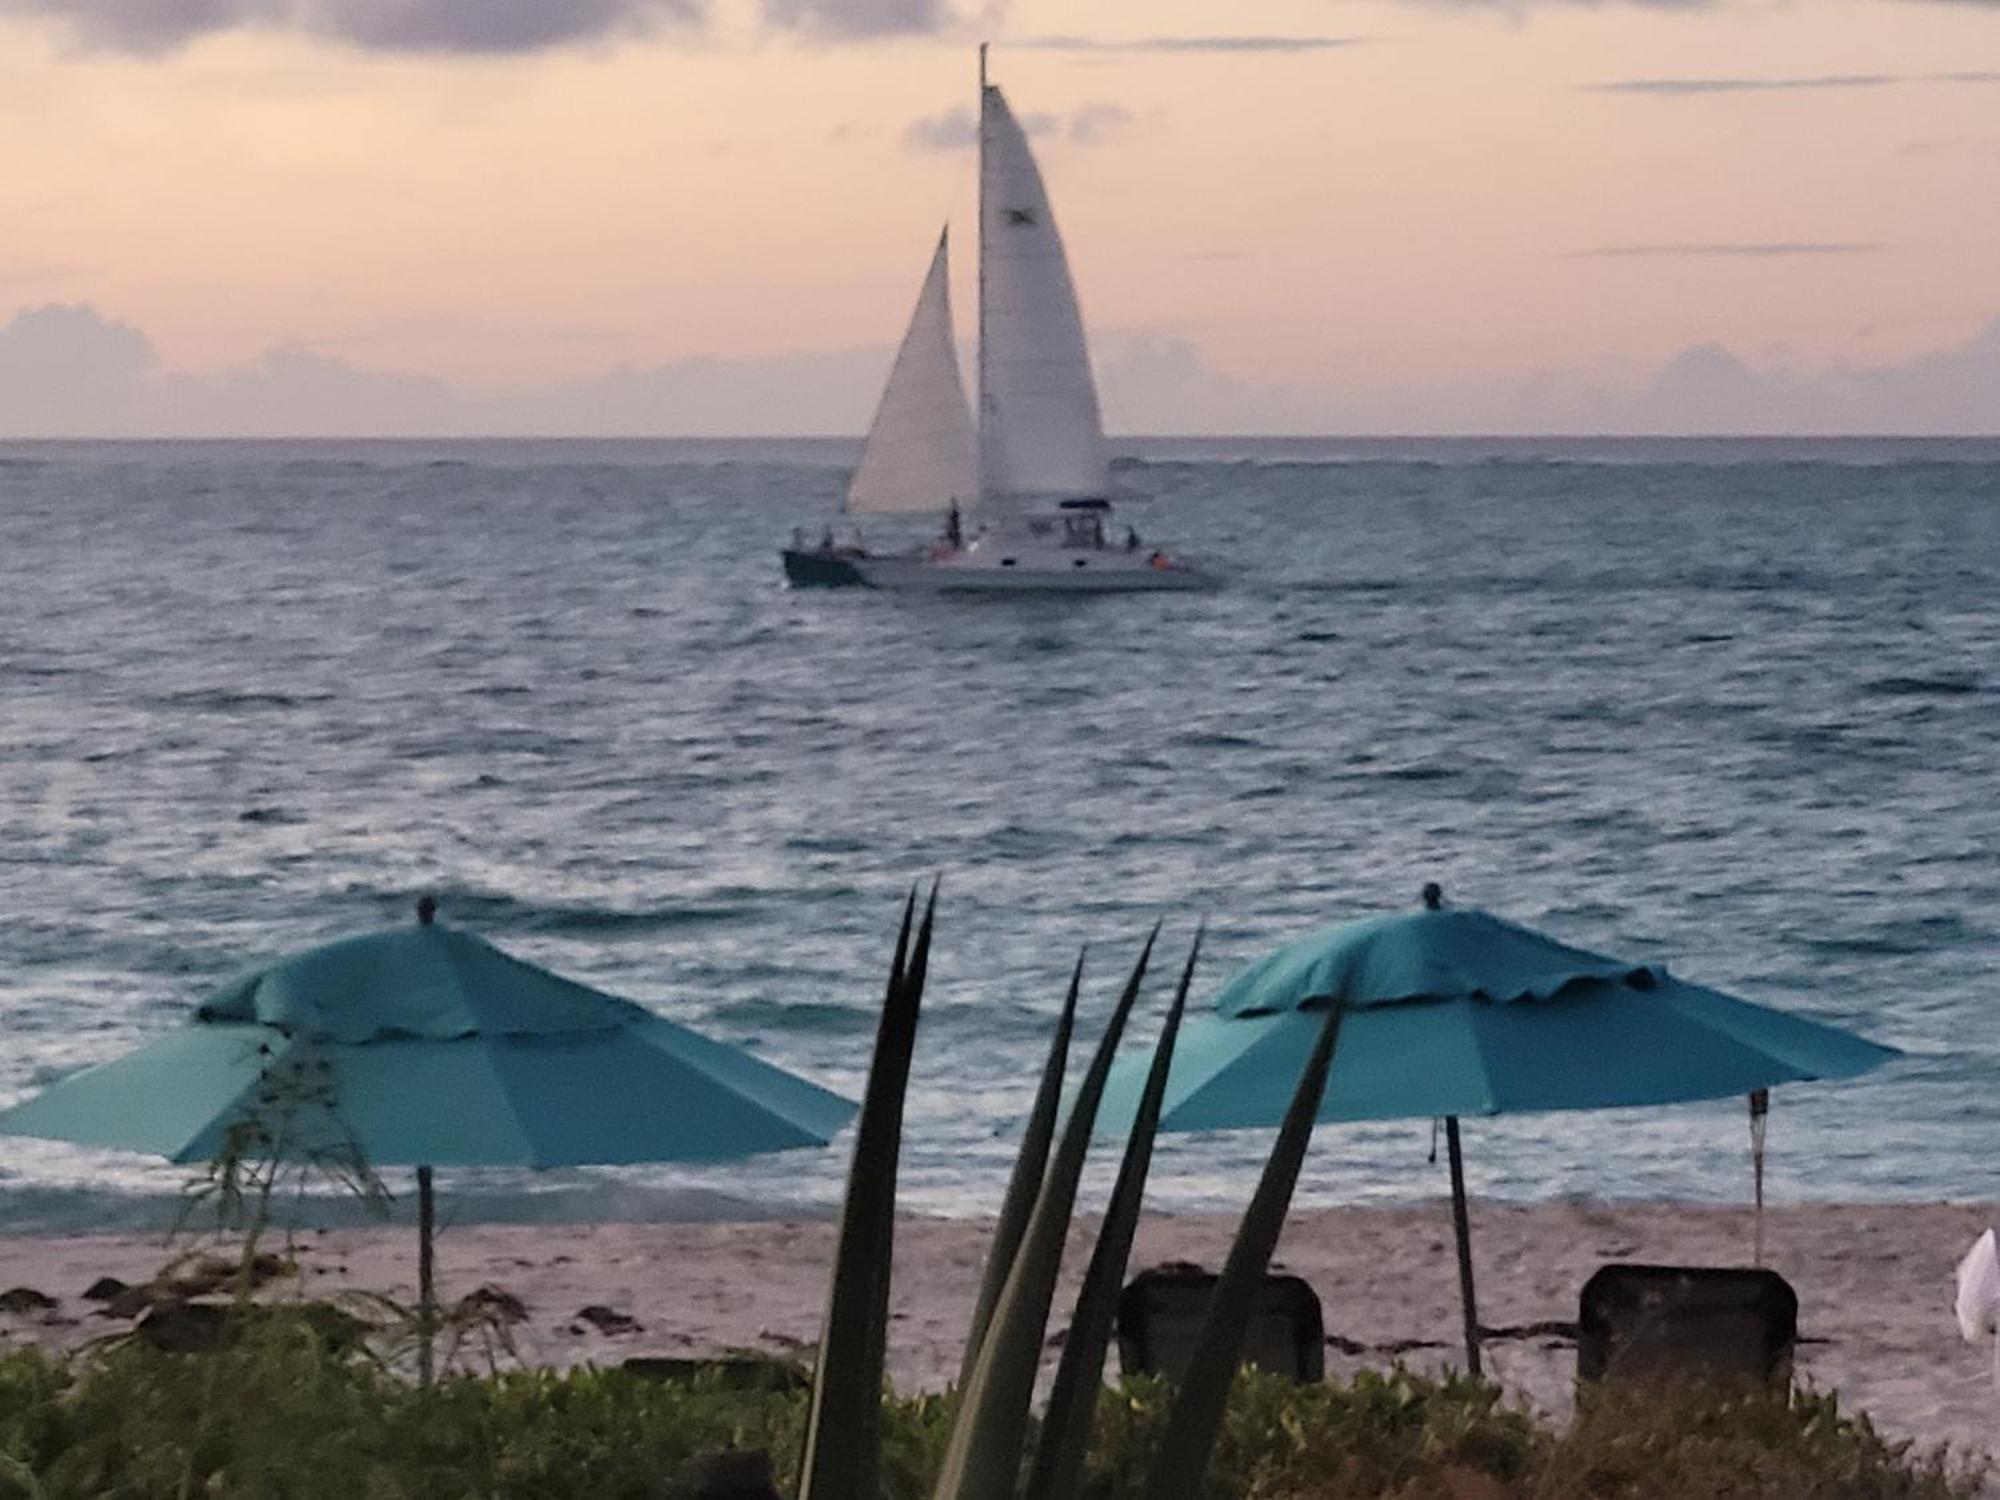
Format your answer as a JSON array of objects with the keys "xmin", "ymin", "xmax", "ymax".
[
  {"xmin": 1126, "ymin": 526, "xmax": 1140, "ymax": 552},
  {"xmin": 945, "ymin": 500, "xmax": 964, "ymax": 550}
]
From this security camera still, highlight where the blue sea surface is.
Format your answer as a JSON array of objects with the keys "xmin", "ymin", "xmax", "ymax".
[{"xmin": 0, "ymin": 435, "xmax": 1996, "ymax": 1232}]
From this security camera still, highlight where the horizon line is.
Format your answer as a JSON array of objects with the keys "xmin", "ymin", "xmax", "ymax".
[{"xmin": 1, "ymin": 432, "xmax": 1997, "ymax": 444}]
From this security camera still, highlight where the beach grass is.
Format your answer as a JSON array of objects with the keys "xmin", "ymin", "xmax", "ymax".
[{"xmin": 0, "ymin": 1324, "xmax": 1978, "ymax": 1500}]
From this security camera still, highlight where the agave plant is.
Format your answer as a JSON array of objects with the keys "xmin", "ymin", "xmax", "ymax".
[
  {"xmin": 798, "ymin": 886, "xmax": 935, "ymax": 1500},
  {"xmin": 1027, "ymin": 931, "xmax": 1201, "ymax": 1500},
  {"xmin": 956, "ymin": 952, "xmax": 1084, "ymax": 1389},
  {"xmin": 800, "ymin": 899, "xmax": 1345, "ymax": 1500},
  {"xmin": 1137, "ymin": 999, "xmax": 1344, "ymax": 1500},
  {"xmin": 931, "ymin": 932, "xmax": 1158, "ymax": 1500}
]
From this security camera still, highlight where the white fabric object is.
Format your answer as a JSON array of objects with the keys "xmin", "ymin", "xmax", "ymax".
[
  {"xmin": 977, "ymin": 83, "xmax": 1108, "ymax": 515},
  {"xmin": 1954, "ymin": 1228, "xmax": 2000, "ymax": 1344},
  {"xmin": 846, "ymin": 229, "xmax": 976, "ymax": 515}
]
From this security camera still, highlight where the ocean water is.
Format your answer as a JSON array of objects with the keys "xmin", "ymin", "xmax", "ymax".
[{"xmin": 1, "ymin": 435, "xmax": 1997, "ymax": 1234}]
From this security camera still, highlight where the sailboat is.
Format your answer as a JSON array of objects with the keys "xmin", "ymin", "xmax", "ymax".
[{"xmin": 781, "ymin": 52, "xmax": 1218, "ymax": 594}]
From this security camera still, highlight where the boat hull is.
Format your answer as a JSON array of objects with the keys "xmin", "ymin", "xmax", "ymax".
[
  {"xmin": 781, "ymin": 542, "xmax": 1219, "ymax": 594},
  {"xmin": 780, "ymin": 549, "xmax": 873, "ymax": 588},
  {"xmin": 851, "ymin": 553, "xmax": 1219, "ymax": 594}
]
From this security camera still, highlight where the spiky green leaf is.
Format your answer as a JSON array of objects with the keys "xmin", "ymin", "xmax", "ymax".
[
  {"xmin": 1028, "ymin": 929, "xmax": 1201, "ymax": 1500},
  {"xmin": 1138, "ymin": 999, "xmax": 1344, "ymax": 1500},
  {"xmin": 930, "ymin": 927, "xmax": 1158, "ymax": 1500},
  {"xmin": 958, "ymin": 954, "xmax": 1082, "ymax": 1389},
  {"xmin": 799, "ymin": 885, "xmax": 935, "ymax": 1500}
]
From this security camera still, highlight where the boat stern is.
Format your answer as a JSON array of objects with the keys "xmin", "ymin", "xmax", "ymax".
[{"xmin": 781, "ymin": 548, "xmax": 874, "ymax": 588}]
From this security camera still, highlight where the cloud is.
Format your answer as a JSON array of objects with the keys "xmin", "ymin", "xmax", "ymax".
[
  {"xmin": 0, "ymin": 0, "xmax": 705, "ymax": 55},
  {"xmin": 1590, "ymin": 72, "xmax": 2000, "ymax": 96},
  {"xmin": 0, "ymin": 0, "xmax": 983, "ymax": 54},
  {"xmin": 1571, "ymin": 242, "xmax": 1882, "ymax": 258},
  {"xmin": 0, "ymin": 302, "xmax": 902, "ymax": 436},
  {"xmin": 902, "ymin": 101, "xmax": 1131, "ymax": 152},
  {"xmin": 1407, "ymin": 0, "xmax": 1713, "ymax": 7},
  {"xmin": 1094, "ymin": 332, "xmax": 1329, "ymax": 434},
  {"xmin": 1042, "ymin": 318, "xmax": 2000, "ymax": 435},
  {"xmin": 1577, "ymin": 327, "xmax": 1997, "ymax": 432},
  {"xmin": 1009, "ymin": 34, "xmax": 1362, "ymax": 54},
  {"xmin": 1398, "ymin": 320, "xmax": 2000, "ymax": 435},
  {"xmin": 1588, "ymin": 74, "xmax": 1900, "ymax": 95},
  {"xmin": 903, "ymin": 105, "xmax": 990, "ymax": 151},
  {"xmin": 1066, "ymin": 101, "xmax": 1132, "ymax": 145},
  {"xmin": 1899, "ymin": 134, "xmax": 2000, "ymax": 158},
  {"xmin": 5, "ymin": 300, "xmax": 1999, "ymax": 437},
  {"xmin": 758, "ymin": 0, "xmax": 960, "ymax": 39},
  {"xmin": 159, "ymin": 344, "xmax": 465, "ymax": 432},
  {"xmin": 0, "ymin": 303, "xmax": 155, "ymax": 435},
  {"xmin": 514, "ymin": 347, "xmax": 902, "ymax": 433}
]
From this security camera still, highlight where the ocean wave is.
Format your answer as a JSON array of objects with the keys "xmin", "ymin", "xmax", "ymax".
[
  {"xmin": 351, "ymin": 888, "xmax": 768, "ymax": 938},
  {"xmin": 153, "ymin": 688, "xmax": 333, "ymax": 713},
  {"xmin": 706, "ymin": 998, "xmax": 876, "ymax": 1036},
  {"xmin": 0, "ymin": 438, "xmax": 1992, "ymax": 1226},
  {"xmin": 1859, "ymin": 673, "xmax": 1985, "ymax": 698}
]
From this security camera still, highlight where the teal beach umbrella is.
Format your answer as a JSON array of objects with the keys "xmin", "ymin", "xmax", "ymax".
[
  {"xmin": 1096, "ymin": 889, "xmax": 1898, "ymax": 1374},
  {"xmin": 0, "ymin": 898, "xmax": 856, "ymax": 1378}
]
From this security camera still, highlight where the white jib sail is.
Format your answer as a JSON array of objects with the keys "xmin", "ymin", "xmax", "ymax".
[
  {"xmin": 846, "ymin": 228, "xmax": 977, "ymax": 515},
  {"xmin": 978, "ymin": 82, "xmax": 1110, "ymax": 513}
]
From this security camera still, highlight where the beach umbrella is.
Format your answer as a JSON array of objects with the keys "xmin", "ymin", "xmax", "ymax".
[
  {"xmin": 1095, "ymin": 888, "xmax": 1897, "ymax": 1375},
  {"xmin": 0, "ymin": 898, "xmax": 856, "ymax": 1379}
]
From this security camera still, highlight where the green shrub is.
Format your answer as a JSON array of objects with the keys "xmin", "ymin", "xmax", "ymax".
[
  {"xmin": 0, "ymin": 1341, "xmax": 1972, "ymax": 1500},
  {"xmin": 1086, "ymin": 1369, "xmax": 1536, "ymax": 1500},
  {"xmin": 1535, "ymin": 1381, "xmax": 1981, "ymax": 1500}
]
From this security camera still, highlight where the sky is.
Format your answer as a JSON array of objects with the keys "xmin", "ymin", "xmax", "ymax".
[{"xmin": 1, "ymin": 0, "xmax": 1997, "ymax": 435}]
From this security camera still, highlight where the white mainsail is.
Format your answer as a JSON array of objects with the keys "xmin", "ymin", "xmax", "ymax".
[
  {"xmin": 977, "ymin": 81, "xmax": 1110, "ymax": 514},
  {"xmin": 846, "ymin": 229, "xmax": 977, "ymax": 515}
]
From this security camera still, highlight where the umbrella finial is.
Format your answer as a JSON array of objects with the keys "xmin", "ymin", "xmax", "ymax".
[
  {"xmin": 1421, "ymin": 882, "xmax": 1443, "ymax": 911},
  {"xmin": 416, "ymin": 894, "xmax": 438, "ymax": 927}
]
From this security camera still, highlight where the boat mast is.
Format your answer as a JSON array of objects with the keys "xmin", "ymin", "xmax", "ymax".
[{"xmin": 976, "ymin": 41, "xmax": 990, "ymax": 507}]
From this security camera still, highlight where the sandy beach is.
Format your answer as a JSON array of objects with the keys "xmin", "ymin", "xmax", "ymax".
[{"xmin": 0, "ymin": 1200, "xmax": 1989, "ymax": 1464}]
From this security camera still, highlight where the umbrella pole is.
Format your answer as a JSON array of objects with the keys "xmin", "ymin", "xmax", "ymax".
[
  {"xmin": 1749, "ymin": 1089, "xmax": 1769, "ymax": 1267},
  {"xmin": 1444, "ymin": 1116, "xmax": 1483, "ymax": 1378},
  {"xmin": 417, "ymin": 1164, "xmax": 435, "ymax": 1386}
]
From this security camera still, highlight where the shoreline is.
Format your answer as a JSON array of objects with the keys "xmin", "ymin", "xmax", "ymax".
[{"xmin": 0, "ymin": 1201, "xmax": 1989, "ymax": 1462}]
